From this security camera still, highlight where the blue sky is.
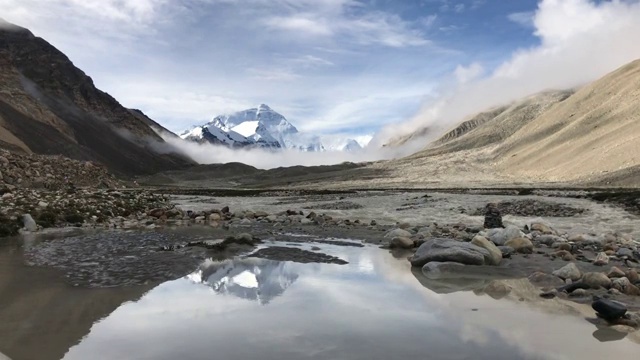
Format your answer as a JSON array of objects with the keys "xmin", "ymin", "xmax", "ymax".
[
  {"xmin": 1, "ymin": 0, "xmax": 639, "ymax": 150},
  {"xmin": 0, "ymin": 0, "xmax": 543, "ymax": 136}
]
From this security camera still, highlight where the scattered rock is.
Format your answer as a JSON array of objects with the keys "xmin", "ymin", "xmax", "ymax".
[
  {"xmin": 583, "ymin": 272, "xmax": 612, "ymax": 289},
  {"xmin": 409, "ymin": 238, "xmax": 492, "ymax": 267},
  {"xmin": 531, "ymin": 222, "xmax": 555, "ymax": 235},
  {"xmin": 497, "ymin": 246, "xmax": 515, "ymax": 258},
  {"xmin": 611, "ymin": 277, "xmax": 640, "ymax": 296},
  {"xmin": 569, "ymin": 288, "xmax": 588, "ymax": 297},
  {"xmin": 617, "ymin": 248, "xmax": 634, "ymax": 258},
  {"xmin": 385, "ymin": 228, "xmax": 412, "ymax": 238},
  {"xmin": 552, "ymin": 263, "xmax": 582, "ymax": 281},
  {"xmin": 504, "ymin": 237, "xmax": 534, "ymax": 254},
  {"xmin": 593, "ymin": 252, "xmax": 610, "ymax": 266},
  {"xmin": 487, "ymin": 225, "xmax": 523, "ymax": 246},
  {"xmin": 592, "ymin": 299, "xmax": 627, "ymax": 322},
  {"xmin": 608, "ymin": 267, "xmax": 626, "ymax": 279},
  {"xmin": 390, "ymin": 237, "xmax": 414, "ymax": 249},
  {"xmin": 471, "ymin": 235, "xmax": 502, "ymax": 265},
  {"xmin": 627, "ymin": 270, "xmax": 640, "ymax": 284}
]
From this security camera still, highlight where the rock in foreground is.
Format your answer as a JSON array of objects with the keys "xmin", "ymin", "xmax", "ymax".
[{"xmin": 410, "ymin": 238, "xmax": 492, "ymax": 267}]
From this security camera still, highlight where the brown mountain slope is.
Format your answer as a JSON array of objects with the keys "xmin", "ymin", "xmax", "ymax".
[
  {"xmin": 495, "ymin": 59, "xmax": 640, "ymax": 184},
  {"xmin": 424, "ymin": 90, "xmax": 574, "ymax": 157},
  {"xmin": 0, "ymin": 20, "xmax": 194, "ymax": 175},
  {"xmin": 327, "ymin": 59, "xmax": 640, "ymax": 189}
]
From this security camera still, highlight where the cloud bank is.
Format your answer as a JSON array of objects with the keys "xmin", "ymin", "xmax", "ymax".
[
  {"xmin": 374, "ymin": 0, "xmax": 640, "ymax": 148},
  {"xmin": 155, "ymin": 132, "xmax": 397, "ymax": 170}
]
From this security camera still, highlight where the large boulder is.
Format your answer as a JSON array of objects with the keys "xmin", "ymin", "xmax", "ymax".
[
  {"xmin": 552, "ymin": 263, "xmax": 582, "ymax": 281},
  {"xmin": 487, "ymin": 225, "xmax": 523, "ymax": 246},
  {"xmin": 409, "ymin": 238, "xmax": 491, "ymax": 267},
  {"xmin": 504, "ymin": 237, "xmax": 534, "ymax": 254},
  {"xmin": 471, "ymin": 235, "xmax": 502, "ymax": 265}
]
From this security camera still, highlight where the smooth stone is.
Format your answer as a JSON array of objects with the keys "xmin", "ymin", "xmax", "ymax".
[
  {"xmin": 617, "ymin": 248, "xmax": 634, "ymax": 258},
  {"xmin": 626, "ymin": 270, "xmax": 640, "ymax": 284},
  {"xmin": 569, "ymin": 288, "xmax": 588, "ymax": 297},
  {"xmin": 385, "ymin": 228, "xmax": 412, "ymax": 239},
  {"xmin": 531, "ymin": 222, "xmax": 555, "ymax": 235},
  {"xmin": 583, "ymin": 272, "xmax": 612, "ymax": 289},
  {"xmin": 552, "ymin": 263, "xmax": 582, "ymax": 281},
  {"xmin": 607, "ymin": 267, "xmax": 626, "ymax": 279},
  {"xmin": 487, "ymin": 225, "xmax": 523, "ymax": 246},
  {"xmin": 592, "ymin": 299, "xmax": 627, "ymax": 321},
  {"xmin": 410, "ymin": 238, "xmax": 491, "ymax": 267},
  {"xmin": 504, "ymin": 237, "xmax": 534, "ymax": 254},
  {"xmin": 471, "ymin": 235, "xmax": 502, "ymax": 265},
  {"xmin": 390, "ymin": 236, "xmax": 414, "ymax": 249}
]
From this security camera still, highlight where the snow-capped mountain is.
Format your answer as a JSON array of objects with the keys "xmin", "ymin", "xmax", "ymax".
[
  {"xmin": 192, "ymin": 258, "xmax": 299, "ymax": 305},
  {"xmin": 180, "ymin": 104, "xmax": 363, "ymax": 152}
]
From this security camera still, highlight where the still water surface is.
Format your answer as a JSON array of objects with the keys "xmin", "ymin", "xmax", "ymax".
[{"xmin": 1, "ymin": 235, "xmax": 639, "ymax": 360}]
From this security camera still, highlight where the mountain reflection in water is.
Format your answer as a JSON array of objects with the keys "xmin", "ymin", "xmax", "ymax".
[
  {"xmin": 192, "ymin": 258, "xmax": 299, "ymax": 305},
  {"xmin": 60, "ymin": 243, "xmax": 640, "ymax": 360}
]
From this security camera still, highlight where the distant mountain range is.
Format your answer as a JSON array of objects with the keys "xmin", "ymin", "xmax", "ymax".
[{"xmin": 180, "ymin": 104, "xmax": 364, "ymax": 152}]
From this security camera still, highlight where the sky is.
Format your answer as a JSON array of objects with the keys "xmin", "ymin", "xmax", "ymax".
[
  {"xmin": 0, "ymin": 0, "xmax": 541, "ymax": 137},
  {"xmin": 2, "ymin": 0, "xmax": 640, "ymax": 168}
]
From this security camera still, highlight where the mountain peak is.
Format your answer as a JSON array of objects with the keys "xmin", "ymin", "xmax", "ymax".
[{"xmin": 258, "ymin": 104, "xmax": 272, "ymax": 110}]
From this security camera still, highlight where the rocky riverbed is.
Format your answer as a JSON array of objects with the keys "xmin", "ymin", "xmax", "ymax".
[{"xmin": 4, "ymin": 189, "xmax": 640, "ymax": 338}]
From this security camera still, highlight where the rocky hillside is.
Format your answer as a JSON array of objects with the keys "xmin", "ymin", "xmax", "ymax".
[
  {"xmin": 354, "ymin": 59, "xmax": 640, "ymax": 188},
  {"xmin": 0, "ymin": 20, "xmax": 194, "ymax": 175}
]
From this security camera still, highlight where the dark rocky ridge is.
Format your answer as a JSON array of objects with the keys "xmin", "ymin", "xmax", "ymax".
[{"xmin": 0, "ymin": 21, "xmax": 195, "ymax": 175}]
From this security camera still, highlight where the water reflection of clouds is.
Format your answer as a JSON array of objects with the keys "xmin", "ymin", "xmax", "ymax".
[{"xmin": 62, "ymin": 244, "xmax": 640, "ymax": 360}]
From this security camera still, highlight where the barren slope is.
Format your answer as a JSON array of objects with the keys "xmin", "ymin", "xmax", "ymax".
[
  {"xmin": 0, "ymin": 20, "xmax": 195, "ymax": 175},
  {"xmin": 495, "ymin": 59, "xmax": 640, "ymax": 184}
]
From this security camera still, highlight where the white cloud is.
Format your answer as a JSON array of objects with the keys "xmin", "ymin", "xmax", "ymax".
[
  {"xmin": 264, "ymin": 15, "xmax": 333, "ymax": 36},
  {"xmin": 507, "ymin": 11, "xmax": 535, "ymax": 28},
  {"xmin": 454, "ymin": 62, "xmax": 484, "ymax": 84},
  {"xmin": 155, "ymin": 133, "xmax": 397, "ymax": 169},
  {"xmin": 377, "ymin": 0, "xmax": 640, "ymax": 148},
  {"xmin": 263, "ymin": 3, "xmax": 430, "ymax": 48}
]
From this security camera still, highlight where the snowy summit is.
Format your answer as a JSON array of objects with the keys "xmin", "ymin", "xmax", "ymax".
[{"xmin": 180, "ymin": 104, "xmax": 363, "ymax": 152}]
